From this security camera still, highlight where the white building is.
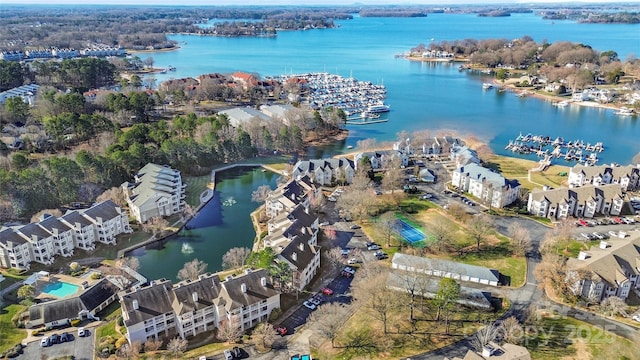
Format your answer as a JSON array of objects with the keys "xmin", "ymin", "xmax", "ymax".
[
  {"xmin": 392, "ymin": 253, "xmax": 501, "ymax": 287},
  {"xmin": 265, "ymin": 176, "xmax": 316, "ymax": 219},
  {"xmin": 60, "ymin": 211, "xmax": 97, "ymax": 251},
  {"xmin": 120, "ymin": 269, "xmax": 280, "ymax": 344},
  {"xmin": 16, "ymin": 223, "xmax": 56, "ymax": 266},
  {"xmin": 0, "ymin": 228, "xmax": 32, "ymax": 270},
  {"xmin": 527, "ymin": 184, "xmax": 624, "ymax": 220},
  {"xmin": 567, "ymin": 234, "xmax": 640, "ymax": 303},
  {"xmin": 122, "ymin": 163, "xmax": 187, "ymax": 223},
  {"xmin": 37, "ymin": 216, "xmax": 75, "ymax": 258},
  {"xmin": 81, "ymin": 200, "xmax": 131, "ymax": 245},
  {"xmin": 354, "ymin": 150, "xmax": 408, "ymax": 170},
  {"xmin": 451, "ymin": 163, "xmax": 521, "ymax": 208},
  {"xmin": 568, "ymin": 164, "xmax": 640, "ymax": 192},
  {"xmin": 292, "ymin": 158, "xmax": 355, "ymax": 186}
]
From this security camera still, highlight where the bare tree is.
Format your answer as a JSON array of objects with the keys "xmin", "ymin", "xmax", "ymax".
[
  {"xmin": 431, "ymin": 217, "xmax": 452, "ymax": 252},
  {"xmin": 447, "ymin": 203, "xmax": 468, "ymax": 222},
  {"xmin": 326, "ymin": 247, "xmax": 345, "ymax": 270},
  {"xmin": 30, "ymin": 209, "xmax": 63, "ymax": 223},
  {"xmin": 217, "ymin": 316, "xmax": 243, "ymax": 343},
  {"xmin": 115, "ymin": 256, "xmax": 140, "ymax": 272},
  {"xmin": 466, "ymin": 214, "xmax": 494, "ymax": 251},
  {"xmin": 471, "ymin": 322, "xmax": 502, "ymax": 352},
  {"xmin": 375, "ymin": 212, "xmax": 398, "ymax": 247},
  {"xmin": 177, "ymin": 258, "xmax": 208, "ymax": 281},
  {"xmin": 356, "ymin": 138, "xmax": 378, "ymax": 151},
  {"xmin": 143, "ymin": 338, "xmax": 163, "ymax": 352},
  {"xmin": 181, "ymin": 203, "xmax": 195, "ymax": 222},
  {"xmin": 381, "ymin": 156, "xmax": 403, "ymax": 195},
  {"xmin": 252, "ymin": 322, "xmax": 277, "ymax": 350},
  {"xmin": 308, "ymin": 302, "xmax": 349, "ymax": 347},
  {"xmin": 500, "ymin": 316, "xmax": 524, "ymax": 344},
  {"xmin": 399, "ymin": 267, "xmax": 430, "ymax": 329},
  {"xmin": 434, "ymin": 278, "xmax": 460, "ymax": 334},
  {"xmin": 508, "ymin": 222, "xmax": 532, "ymax": 256},
  {"xmin": 251, "ymin": 184, "xmax": 272, "ymax": 203},
  {"xmin": 336, "ymin": 189, "xmax": 375, "ymax": 221},
  {"xmin": 222, "ymin": 247, "xmax": 251, "ymax": 270},
  {"xmin": 353, "ymin": 271, "xmax": 397, "ymax": 335},
  {"xmin": 323, "ymin": 225, "xmax": 337, "ymax": 242},
  {"xmin": 97, "ymin": 187, "xmax": 127, "ymax": 208},
  {"xmin": 166, "ymin": 337, "xmax": 187, "ymax": 359},
  {"xmin": 600, "ymin": 296, "xmax": 628, "ymax": 317},
  {"xmin": 142, "ymin": 216, "xmax": 170, "ymax": 236}
]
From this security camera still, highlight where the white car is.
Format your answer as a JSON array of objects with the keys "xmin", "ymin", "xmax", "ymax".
[
  {"xmin": 347, "ymin": 257, "xmax": 362, "ymax": 265},
  {"xmin": 40, "ymin": 337, "xmax": 50, "ymax": 347},
  {"xmin": 320, "ymin": 221, "xmax": 329, "ymax": 226},
  {"xmin": 632, "ymin": 315, "xmax": 640, "ymax": 322},
  {"xmin": 78, "ymin": 327, "xmax": 86, "ymax": 337},
  {"xmin": 303, "ymin": 301, "xmax": 316, "ymax": 310},
  {"xmin": 342, "ymin": 266, "xmax": 356, "ymax": 275},
  {"xmin": 223, "ymin": 349, "xmax": 233, "ymax": 360}
]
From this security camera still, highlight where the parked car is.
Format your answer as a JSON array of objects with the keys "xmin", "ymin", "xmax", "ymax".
[
  {"xmin": 367, "ymin": 244, "xmax": 382, "ymax": 251},
  {"xmin": 632, "ymin": 314, "xmax": 640, "ymax": 322},
  {"xmin": 347, "ymin": 257, "xmax": 362, "ymax": 265},
  {"xmin": 350, "ymin": 224, "xmax": 361, "ymax": 229},
  {"xmin": 224, "ymin": 349, "xmax": 233, "ymax": 360},
  {"xmin": 320, "ymin": 221, "xmax": 329, "ymax": 226},
  {"xmin": 275, "ymin": 326, "xmax": 288, "ymax": 336},
  {"xmin": 421, "ymin": 193, "xmax": 433, "ymax": 199},
  {"xmin": 78, "ymin": 327, "xmax": 86, "ymax": 337},
  {"xmin": 340, "ymin": 248, "xmax": 351, "ymax": 257},
  {"xmin": 60, "ymin": 332, "xmax": 71, "ymax": 343},
  {"xmin": 322, "ymin": 287, "xmax": 334, "ymax": 295},
  {"xmin": 613, "ymin": 217, "xmax": 623, "ymax": 224},
  {"xmin": 303, "ymin": 301, "xmax": 316, "ymax": 310},
  {"xmin": 232, "ymin": 346, "xmax": 242, "ymax": 357},
  {"xmin": 375, "ymin": 252, "xmax": 389, "ymax": 260},
  {"xmin": 40, "ymin": 337, "xmax": 50, "ymax": 347},
  {"xmin": 342, "ymin": 266, "xmax": 356, "ymax": 275}
]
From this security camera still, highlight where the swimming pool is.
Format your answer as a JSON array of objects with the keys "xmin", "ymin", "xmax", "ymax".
[{"xmin": 42, "ymin": 281, "xmax": 80, "ymax": 298}]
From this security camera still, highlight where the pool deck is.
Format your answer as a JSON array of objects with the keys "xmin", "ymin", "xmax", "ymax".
[{"xmin": 34, "ymin": 274, "xmax": 100, "ymax": 301}]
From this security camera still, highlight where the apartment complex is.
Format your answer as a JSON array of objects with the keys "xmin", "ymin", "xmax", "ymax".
[
  {"xmin": 120, "ymin": 269, "xmax": 280, "ymax": 344},
  {"xmin": 0, "ymin": 200, "xmax": 131, "ymax": 270},
  {"xmin": 122, "ymin": 163, "xmax": 187, "ymax": 223},
  {"xmin": 527, "ymin": 184, "xmax": 624, "ymax": 220},
  {"xmin": 291, "ymin": 158, "xmax": 355, "ymax": 186},
  {"xmin": 264, "ymin": 175, "xmax": 317, "ymax": 219},
  {"xmin": 568, "ymin": 164, "xmax": 640, "ymax": 191},
  {"xmin": 451, "ymin": 163, "xmax": 521, "ymax": 208}
]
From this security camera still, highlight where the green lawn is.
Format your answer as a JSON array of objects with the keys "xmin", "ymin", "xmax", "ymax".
[
  {"xmin": 0, "ymin": 304, "xmax": 26, "ymax": 353},
  {"xmin": 183, "ymin": 174, "xmax": 212, "ymax": 208},
  {"xmin": 96, "ymin": 321, "xmax": 119, "ymax": 339}
]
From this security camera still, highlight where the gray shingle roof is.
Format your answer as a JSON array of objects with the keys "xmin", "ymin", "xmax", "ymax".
[
  {"xmin": 172, "ymin": 273, "xmax": 221, "ymax": 315},
  {"xmin": 61, "ymin": 210, "xmax": 93, "ymax": 227},
  {"xmin": 37, "ymin": 216, "xmax": 72, "ymax": 234},
  {"xmin": 0, "ymin": 228, "xmax": 28, "ymax": 247},
  {"xmin": 392, "ymin": 253, "xmax": 500, "ymax": 283},
  {"xmin": 121, "ymin": 279, "xmax": 175, "ymax": 326},
  {"xmin": 82, "ymin": 200, "xmax": 122, "ymax": 222},
  {"xmin": 219, "ymin": 269, "xmax": 279, "ymax": 311},
  {"xmin": 17, "ymin": 222, "xmax": 52, "ymax": 240}
]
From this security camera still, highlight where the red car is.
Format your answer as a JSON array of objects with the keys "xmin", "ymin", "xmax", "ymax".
[
  {"xmin": 275, "ymin": 326, "xmax": 287, "ymax": 336},
  {"xmin": 613, "ymin": 217, "xmax": 623, "ymax": 224},
  {"xmin": 322, "ymin": 287, "xmax": 334, "ymax": 296},
  {"xmin": 579, "ymin": 219, "xmax": 589, "ymax": 227}
]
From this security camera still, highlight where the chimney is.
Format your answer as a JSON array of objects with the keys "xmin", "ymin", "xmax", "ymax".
[
  {"xmin": 599, "ymin": 241, "xmax": 610, "ymax": 249},
  {"xmin": 578, "ymin": 251, "xmax": 590, "ymax": 260},
  {"xmin": 241, "ymin": 283, "xmax": 247, "ymax": 293},
  {"xmin": 261, "ymin": 277, "xmax": 267, "ymax": 287},
  {"xmin": 292, "ymin": 252, "xmax": 298, "ymax": 262},
  {"xmin": 192, "ymin": 292, "xmax": 198, "ymax": 302},
  {"xmin": 245, "ymin": 268, "xmax": 252, "ymax": 275},
  {"xmin": 132, "ymin": 299, "xmax": 139, "ymax": 310},
  {"xmin": 299, "ymin": 242, "xmax": 304, "ymax": 251}
]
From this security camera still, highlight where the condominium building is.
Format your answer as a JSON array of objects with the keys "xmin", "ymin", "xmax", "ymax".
[
  {"xmin": 527, "ymin": 184, "xmax": 624, "ymax": 220},
  {"xmin": 451, "ymin": 163, "xmax": 521, "ymax": 208},
  {"xmin": 568, "ymin": 164, "xmax": 640, "ymax": 191}
]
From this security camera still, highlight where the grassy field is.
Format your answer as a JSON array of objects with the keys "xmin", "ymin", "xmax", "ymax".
[
  {"xmin": 183, "ymin": 174, "xmax": 212, "ymax": 208},
  {"xmin": 528, "ymin": 312, "xmax": 639, "ymax": 360},
  {"xmin": 0, "ymin": 304, "xmax": 26, "ymax": 353},
  {"xmin": 485, "ymin": 155, "xmax": 570, "ymax": 191}
]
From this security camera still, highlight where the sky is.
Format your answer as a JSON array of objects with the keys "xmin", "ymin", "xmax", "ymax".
[{"xmin": 3, "ymin": 0, "xmax": 639, "ymax": 5}]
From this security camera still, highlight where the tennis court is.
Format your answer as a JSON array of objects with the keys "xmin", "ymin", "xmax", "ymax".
[{"xmin": 395, "ymin": 218, "xmax": 426, "ymax": 244}]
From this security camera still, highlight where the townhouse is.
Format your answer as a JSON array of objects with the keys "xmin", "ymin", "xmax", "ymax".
[
  {"xmin": 527, "ymin": 184, "xmax": 624, "ymax": 220},
  {"xmin": 122, "ymin": 163, "xmax": 187, "ymax": 223},
  {"xmin": 568, "ymin": 164, "xmax": 640, "ymax": 192},
  {"xmin": 120, "ymin": 269, "xmax": 280, "ymax": 344},
  {"xmin": 0, "ymin": 200, "xmax": 131, "ymax": 270},
  {"xmin": 264, "ymin": 176, "xmax": 316, "ymax": 219},
  {"xmin": 451, "ymin": 163, "xmax": 521, "ymax": 208},
  {"xmin": 567, "ymin": 234, "xmax": 640, "ymax": 303},
  {"xmin": 292, "ymin": 158, "xmax": 355, "ymax": 186},
  {"xmin": 263, "ymin": 204, "xmax": 321, "ymax": 292}
]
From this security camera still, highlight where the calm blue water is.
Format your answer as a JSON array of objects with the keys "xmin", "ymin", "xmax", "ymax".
[
  {"xmin": 132, "ymin": 14, "xmax": 639, "ymax": 280},
  {"xmin": 133, "ymin": 167, "xmax": 279, "ymax": 282},
  {"xmin": 135, "ymin": 13, "xmax": 639, "ymax": 164},
  {"xmin": 42, "ymin": 281, "xmax": 79, "ymax": 298}
]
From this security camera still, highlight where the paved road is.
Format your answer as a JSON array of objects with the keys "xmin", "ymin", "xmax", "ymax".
[{"xmin": 19, "ymin": 328, "xmax": 94, "ymax": 360}]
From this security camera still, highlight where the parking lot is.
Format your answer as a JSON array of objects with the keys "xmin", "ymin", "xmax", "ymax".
[{"xmin": 19, "ymin": 327, "xmax": 94, "ymax": 360}]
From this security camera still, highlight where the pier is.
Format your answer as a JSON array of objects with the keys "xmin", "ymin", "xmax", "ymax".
[{"xmin": 505, "ymin": 132, "xmax": 604, "ymax": 166}]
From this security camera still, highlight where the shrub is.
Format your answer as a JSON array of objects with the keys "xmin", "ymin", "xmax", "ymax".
[
  {"xmin": 70, "ymin": 319, "xmax": 81, "ymax": 327},
  {"xmin": 90, "ymin": 273, "xmax": 101, "ymax": 280},
  {"xmin": 115, "ymin": 336, "xmax": 128, "ymax": 350},
  {"xmin": 117, "ymin": 316, "xmax": 124, "ymax": 327}
]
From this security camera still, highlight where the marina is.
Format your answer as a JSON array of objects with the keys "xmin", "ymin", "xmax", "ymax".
[
  {"xmin": 505, "ymin": 133, "xmax": 604, "ymax": 166},
  {"xmin": 269, "ymin": 72, "xmax": 389, "ymax": 120}
]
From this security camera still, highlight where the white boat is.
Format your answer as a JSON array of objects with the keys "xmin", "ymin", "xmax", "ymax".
[
  {"xmin": 482, "ymin": 83, "xmax": 494, "ymax": 89},
  {"xmin": 367, "ymin": 104, "xmax": 390, "ymax": 113},
  {"xmin": 615, "ymin": 107, "xmax": 636, "ymax": 116},
  {"xmin": 555, "ymin": 100, "xmax": 570, "ymax": 107},
  {"xmin": 346, "ymin": 145, "xmax": 353, "ymax": 149}
]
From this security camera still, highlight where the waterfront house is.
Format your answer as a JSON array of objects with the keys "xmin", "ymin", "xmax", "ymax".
[
  {"xmin": 16, "ymin": 223, "xmax": 56, "ymax": 266},
  {"xmin": 265, "ymin": 176, "xmax": 316, "ymax": 219},
  {"xmin": 37, "ymin": 215, "xmax": 75, "ymax": 258},
  {"xmin": 568, "ymin": 164, "xmax": 640, "ymax": 192},
  {"xmin": 81, "ymin": 200, "xmax": 131, "ymax": 244},
  {"xmin": 566, "ymin": 234, "xmax": 640, "ymax": 303},
  {"xmin": 450, "ymin": 145, "xmax": 480, "ymax": 168},
  {"xmin": 28, "ymin": 278, "xmax": 121, "ymax": 329},
  {"xmin": 392, "ymin": 253, "xmax": 500, "ymax": 287},
  {"xmin": 527, "ymin": 184, "xmax": 624, "ymax": 220},
  {"xmin": 263, "ymin": 204, "xmax": 321, "ymax": 292},
  {"xmin": 120, "ymin": 269, "xmax": 280, "ymax": 344},
  {"xmin": 0, "ymin": 228, "xmax": 32, "ymax": 270},
  {"xmin": 231, "ymin": 72, "xmax": 258, "ymax": 90},
  {"xmin": 159, "ymin": 78, "xmax": 199, "ymax": 94},
  {"xmin": 60, "ymin": 210, "xmax": 97, "ymax": 251},
  {"xmin": 122, "ymin": 163, "xmax": 186, "ymax": 224},
  {"xmin": 354, "ymin": 150, "xmax": 408, "ymax": 170},
  {"xmin": 451, "ymin": 163, "xmax": 520, "ymax": 208},
  {"xmin": 292, "ymin": 158, "xmax": 355, "ymax": 186}
]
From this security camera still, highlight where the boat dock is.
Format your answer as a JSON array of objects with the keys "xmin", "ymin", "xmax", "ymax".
[
  {"xmin": 505, "ymin": 132, "xmax": 604, "ymax": 166},
  {"xmin": 268, "ymin": 72, "xmax": 389, "ymax": 118},
  {"xmin": 345, "ymin": 118, "xmax": 389, "ymax": 125}
]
